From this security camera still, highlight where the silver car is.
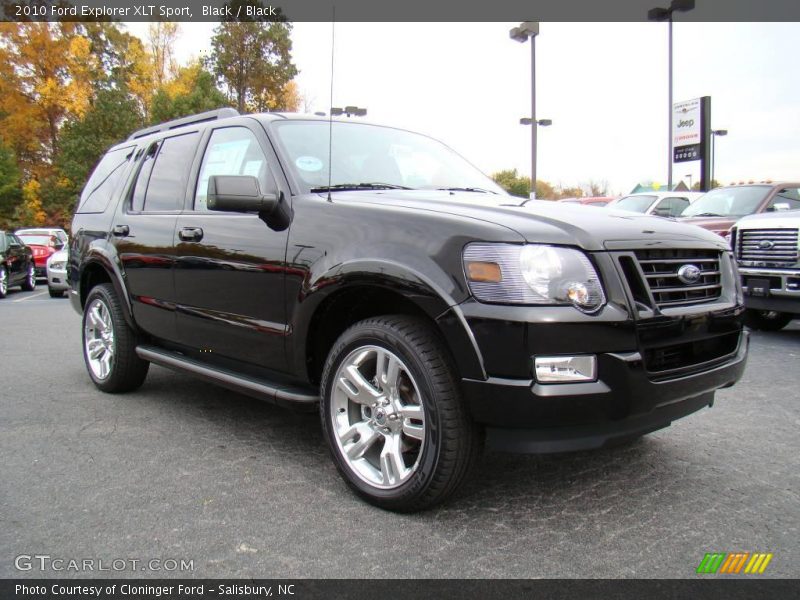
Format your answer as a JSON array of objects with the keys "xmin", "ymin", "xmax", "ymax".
[{"xmin": 46, "ymin": 249, "xmax": 69, "ymax": 298}]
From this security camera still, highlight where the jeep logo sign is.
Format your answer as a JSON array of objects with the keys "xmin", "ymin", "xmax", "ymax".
[{"xmin": 673, "ymin": 97, "xmax": 704, "ymax": 164}]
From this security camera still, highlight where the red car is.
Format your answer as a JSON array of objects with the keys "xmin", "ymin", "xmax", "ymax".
[{"xmin": 15, "ymin": 233, "xmax": 65, "ymax": 279}]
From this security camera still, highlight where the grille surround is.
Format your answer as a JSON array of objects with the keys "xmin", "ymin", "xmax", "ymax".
[
  {"xmin": 736, "ymin": 228, "xmax": 799, "ymax": 265},
  {"xmin": 632, "ymin": 248, "xmax": 723, "ymax": 309}
]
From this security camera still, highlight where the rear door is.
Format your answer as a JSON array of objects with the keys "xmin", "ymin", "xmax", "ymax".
[
  {"xmin": 111, "ymin": 131, "xmax": 201, "ymax": 341},
  {"xmin": 173, "ymin": 122, "xmax": 291, "ymax": 371}
]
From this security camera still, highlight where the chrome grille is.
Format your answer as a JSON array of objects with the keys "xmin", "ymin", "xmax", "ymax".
[
  {"xmin": 634, "ymin": 249, "xmax": 722, "ymax": 308},
  {"xmin": 737, "ymin": 228, "xmax": 799, "ymax": 264}
]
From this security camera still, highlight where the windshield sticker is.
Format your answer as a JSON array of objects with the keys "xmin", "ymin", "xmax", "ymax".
[{"xmin": 296, "ymin": 156, "xmax": 323, "ymax": 172}]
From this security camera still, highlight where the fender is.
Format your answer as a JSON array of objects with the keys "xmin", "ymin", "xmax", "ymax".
[
  {"xmin": 77, "ymin": 244, "xmax": 137, "ymax": 331},
  {"xmin": 288, "ymin": 258, "xmax": 486, "ymax": 383}
]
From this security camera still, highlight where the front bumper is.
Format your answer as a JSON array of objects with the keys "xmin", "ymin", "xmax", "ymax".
[
  {"xmin": 739, "ymin": 267, "xmax": 800, "ymax": 315},
  {"xmin": 47, "ymin": 269, "xmax": 69, "ymax": 291},
  {"xmin": 462, "ymin": 330, "xmax": 748, "ymax": 453}
]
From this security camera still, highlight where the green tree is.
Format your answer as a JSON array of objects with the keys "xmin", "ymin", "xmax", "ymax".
[
  {"xmin": 150, "ymin": 64, "xmax": 231, "ymax": 123},
  {"xmin": 208, "ymin": 0, "xmax": 298, "ymax": 112},
  {"xmin": 0, "ymin": 139, "xmax": 22, "ymax": 228},
  {"xmin": 49, "ymin": 88, "xmax": 142, "ymax": 223}
]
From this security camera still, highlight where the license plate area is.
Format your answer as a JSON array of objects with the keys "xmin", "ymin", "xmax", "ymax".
[{"xmin": 746, "ymin": 278, "xmax": 771, "ymax": 297}]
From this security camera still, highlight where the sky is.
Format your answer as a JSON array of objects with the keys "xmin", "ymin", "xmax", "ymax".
[{"xmin": 123, "ymin": 21, "xmax": 800, "ymax": 195}]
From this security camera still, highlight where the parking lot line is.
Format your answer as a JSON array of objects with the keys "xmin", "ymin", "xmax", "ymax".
[{"xmin": 12, "ymin": 290, "xmax": 48, "ymax": 302}]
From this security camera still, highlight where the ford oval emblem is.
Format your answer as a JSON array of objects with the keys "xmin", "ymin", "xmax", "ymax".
[
  {"xmin": 677, "ymin": 264, "xmax": 702, "ymax": 285},
  {"xmin": 758, "ymin": 240, "xmax": 775, "ymax": 250}
]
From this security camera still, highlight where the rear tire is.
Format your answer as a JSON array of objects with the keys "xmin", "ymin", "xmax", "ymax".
[
  {"xmin": 320, "ymin": 315, "xmax": 481, "ymax": 512},
  {"xmin": 82, "ymin": 283, "xmax": 149, "ymax": 393},
  {"xmin": 744, "ymin": 309, "xmax": 793, "ymax": 331},
  {"xmin": 21, "ymin": 264, "xmax": 35, "ymax": 291}
]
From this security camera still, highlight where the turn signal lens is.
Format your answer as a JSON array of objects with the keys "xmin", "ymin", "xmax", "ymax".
[{"xmin": 466, "ymin": 261, "xmax": 502, "ymax": 283}]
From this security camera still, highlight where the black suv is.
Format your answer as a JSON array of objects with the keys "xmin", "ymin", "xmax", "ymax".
[{"xmin": 69, "ymin": 109, "xmax": 748, "ymax": 511}]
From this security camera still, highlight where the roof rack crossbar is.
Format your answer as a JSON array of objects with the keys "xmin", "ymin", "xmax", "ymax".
[{"xmin": 127, "ymin": 108, "xmax": 240, "ymax": 140}]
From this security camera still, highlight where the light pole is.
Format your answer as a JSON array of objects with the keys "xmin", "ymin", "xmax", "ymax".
[
  {"xmin": 710, "ymin": 129, "xmax": 728, "ymax": 188},
  {"xmin": 510, "ymin": 21, "xmax": 540, "ymax": 199},
  {"xmin": 648, "ymin": 0, "xmax": 695, "ymax": 190}
]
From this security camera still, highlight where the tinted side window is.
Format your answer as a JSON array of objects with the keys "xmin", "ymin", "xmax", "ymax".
[
  {"xmin": 194, "ymin": 127, "xmax": 270, "ymax": 212},
  {"xmin": 76, "ymin": 146, "xmax": 135, "ymax": 214},
  {"xmin": 131, "ymin": 144, "xmax": 158, "ymax": 212},
  {"xmin": 142, "ymin": 133, "xmax": 200, "ymax": 212}
]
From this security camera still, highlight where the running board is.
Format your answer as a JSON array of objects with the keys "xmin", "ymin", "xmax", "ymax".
[{"xmin": 136, "ymin": 345, "xmax": 319, "ymax": 408}]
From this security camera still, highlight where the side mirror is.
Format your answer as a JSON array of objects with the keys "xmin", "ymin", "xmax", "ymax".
[
  {"xmin": 207, "ymin": 175, "xmax": 278, "ymax": 213},
  {"xmin": 773, "ymin": 202, "xmax": 791, "ymax": 212}
]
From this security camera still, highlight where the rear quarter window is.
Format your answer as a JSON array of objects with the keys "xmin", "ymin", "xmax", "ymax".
[{"xmin": 76, "ymin": 146, "xmax": 135, "ymax": 214}]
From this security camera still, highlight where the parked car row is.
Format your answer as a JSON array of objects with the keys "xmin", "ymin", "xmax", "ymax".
[{"xmin": 0, "ymin": 227, "xmax": 70, "ymax": 299}]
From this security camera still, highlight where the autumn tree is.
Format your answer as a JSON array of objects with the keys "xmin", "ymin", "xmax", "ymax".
[
  {"xmin": 491, "ymin": 169, "xmax": 558, "ymax": 199},
  {"xmin": 208, "ymin": 0, "xmax": 298, "ymax": 113},
  {"xmin": 148, "ymin": 22, "xmax": 180, "ymax": 88},
  {"xmin": 150, "ymin": 63, "xmax": 231, "ymax": 123},
  {"xmin": 0, "ymin": 23, "xmax": 95, "ymax": 174}
]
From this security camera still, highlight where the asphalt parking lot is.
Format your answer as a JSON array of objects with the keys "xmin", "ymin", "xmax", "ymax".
[{"xmin": 1, "ymin": 286, "xmax": 798, "ymax": 579}]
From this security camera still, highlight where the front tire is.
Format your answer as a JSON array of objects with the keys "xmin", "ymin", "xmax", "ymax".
[
  {"xmin": 21, "ymin": 264, "xmax": 35, "ymax": 291},
  {"xmin": 49, "ymin": 287, "xmax": 64, "ymax": 298},
  {"xmin": 744, "ymin": 309, "xmax": 793, "ymax": 331},
  {"xmin": 82, "ymin": 283, "xmax": 149, "ymax": 393},
  {"xmin": 320, "ymin": 315, "xmax": 481, "ymax": 512}
]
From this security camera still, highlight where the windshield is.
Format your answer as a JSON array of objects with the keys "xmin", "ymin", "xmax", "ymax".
[
  {"xmin": 271, "ymin": 120, "xmax": 505, "ymax": 194},
  {"xmin": 18, "ymin": 234, "xmax": 55, "ymax": 246},
  {"xmin": 681, "ymin": 186, "xmax": 768, "ymax": 217},
  {"xmin": 613, "ymin": 195, "xmax": 656, "ymax": 213}
]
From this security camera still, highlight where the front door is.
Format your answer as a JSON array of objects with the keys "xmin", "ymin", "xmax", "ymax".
[{"xmin": 173, "ymin": 123, "xmax": 290, "ymax": 372}]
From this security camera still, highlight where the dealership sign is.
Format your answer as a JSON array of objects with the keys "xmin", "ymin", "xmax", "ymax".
[{"xmin": 672, "ymin": 98, "xmax": 703, "ymax": 163}]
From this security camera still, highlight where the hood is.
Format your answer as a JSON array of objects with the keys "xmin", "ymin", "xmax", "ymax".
[
  {"xmin": 736, "ymin": 209, "xmax": 800, "ymax": 229},
  {"xmin": 330, "ymin": 191, "xmax": 729, "ymax": 251},
  {"xmin": 678, "ymin": 216, "xmax": 736, "ymax": 233}
]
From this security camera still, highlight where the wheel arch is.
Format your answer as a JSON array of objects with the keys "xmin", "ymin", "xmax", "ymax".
[
  {"xmin": 78, "ymin": 253, "xmax": 136, "ymax": 330},
  {"xmin": 294, "ymin": 263, "xmax": 485, "ymax": 386}
]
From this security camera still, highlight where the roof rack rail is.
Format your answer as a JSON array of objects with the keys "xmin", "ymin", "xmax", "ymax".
[{"xmin": 127, "ymin": 108, "xmax": 240, "ymax": 140}]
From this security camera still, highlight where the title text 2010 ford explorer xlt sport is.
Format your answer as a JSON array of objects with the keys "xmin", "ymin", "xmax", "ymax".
[{"xmin": 69, "ymin": 109, "xmax": 748, "ymax": 511}]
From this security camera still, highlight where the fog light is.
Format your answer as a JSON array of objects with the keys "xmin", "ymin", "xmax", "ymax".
[{"xmin": 534, "ymin": 355, "xmax": 597, "ymax": 383}]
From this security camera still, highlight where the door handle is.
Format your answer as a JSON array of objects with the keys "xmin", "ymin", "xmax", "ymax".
[
  {"xmin": 112, "ymin": 224, "xmax": 129, "ymax": 237},
  {"xmin": 178, "ymin": 227, "xmax": 204, "ymax": 242}
]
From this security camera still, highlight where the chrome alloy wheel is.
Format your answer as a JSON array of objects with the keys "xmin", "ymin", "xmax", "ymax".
[
  {"xmin": 84, "ymin": 298, "xmax": 115, "ymax": 380},
  {"xmin": 0, "ymin": 267, "xmax": 7, "ymax": 296},
  {"xmin": 330, "ymin": 346, "xmax": 426, "ymax": 489},
  {"xmin": 26, "ymin": 265, "xmax": 35, "ymax": 287}
]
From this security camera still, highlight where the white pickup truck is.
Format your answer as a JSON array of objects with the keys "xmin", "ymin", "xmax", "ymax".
[{"xmin": 733, "ymin": 210, "xmax": 800, "ymax": 330}]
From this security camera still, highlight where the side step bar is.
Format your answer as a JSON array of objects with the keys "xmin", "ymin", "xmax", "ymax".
[{"xmin": 136, "ymin": 345, "xmax": 319, "ymax": 408}]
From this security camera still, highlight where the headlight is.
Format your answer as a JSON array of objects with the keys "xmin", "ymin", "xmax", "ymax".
[
  {"xmin": 463, "ymin": 243, "xmax": 606, "ymax": 312},
  {"xmin": 49, "ymin": 261, "xmax": 66, "ymax": 270}
]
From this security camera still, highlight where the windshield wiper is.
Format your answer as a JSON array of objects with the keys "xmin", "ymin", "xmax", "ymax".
[
  {"xmin": 311, "ymin": 182, "xmax": 413, "ymax": 192},
  {"xmin": 689, "ymin": 212, "xmax": 725, "ymax": 217},
  {"xmin": 436, "ymin": 186, "xmax": 497, "ymax": 194}
]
